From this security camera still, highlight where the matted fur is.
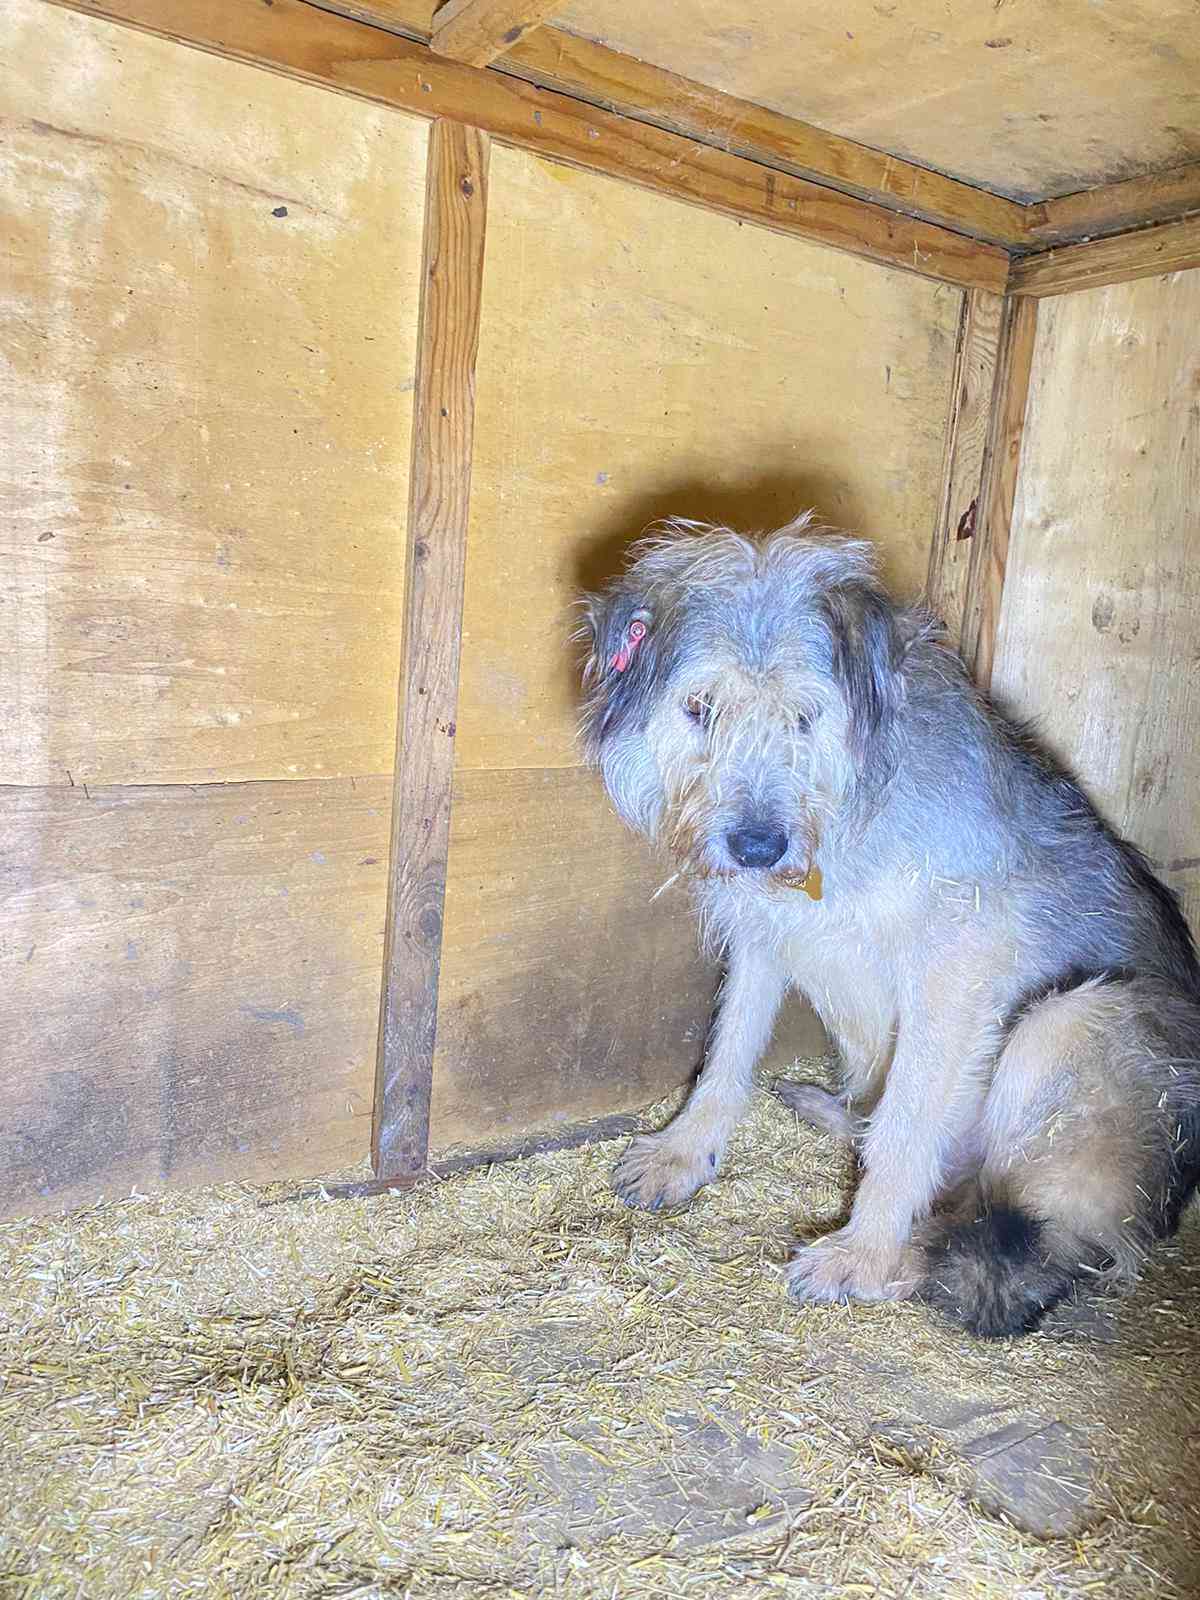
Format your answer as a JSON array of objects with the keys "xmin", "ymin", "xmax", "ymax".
[{"xmin": 578, "ymin": 515, "xmax": 1200, "ymax": 1339}]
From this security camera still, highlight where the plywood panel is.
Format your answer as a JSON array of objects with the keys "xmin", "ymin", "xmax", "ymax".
[
  {"xmin": 0, "ymin": 0, "xmax": 427, "ymax": 786},
  {"xmin": 992, "ymin": 271, "xmax": 1200, "ymax": 928},
  {"xmin": 556, "ymin": 0, "xmax": 1200, "ymax": 203},
  {"xmin": 456, "ymin": 143, "xmax": 962, "ymax": 771},
  {"xmin": 0, "ymin": 779, "xmax": 391, "ymax": 1216},
  {"xmin": 430, "ymin": 767, "xmax": 717, "ymax": 1149}
]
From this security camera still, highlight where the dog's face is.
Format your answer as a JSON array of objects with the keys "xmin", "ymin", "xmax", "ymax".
[{"xmin": 580, "ymin": 517, "xmax": 906, "ymax": 883}]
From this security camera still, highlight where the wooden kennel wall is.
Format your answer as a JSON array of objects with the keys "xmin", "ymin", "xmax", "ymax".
[{"xmin": 2, "ymin": 0, "xmax": 1198, "ymax": 1214}]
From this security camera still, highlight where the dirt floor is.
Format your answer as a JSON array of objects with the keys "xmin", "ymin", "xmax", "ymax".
[{"xmin": 3, "ymin": 1067, "xmax": 1200, "ymax": 1600}]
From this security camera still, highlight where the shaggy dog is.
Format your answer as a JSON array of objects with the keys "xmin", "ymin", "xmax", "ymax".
[{"xmin": 579, "ymin": 516, "xmax": 1200, "ymax": 1337}]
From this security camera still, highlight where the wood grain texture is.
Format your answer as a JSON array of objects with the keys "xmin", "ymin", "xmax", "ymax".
[
  {"xmin": 456, "ymin": 143, "xmax": 964, "ymax": 771},
  {"xmin": 429, "ymin": 768, "xmax": 717, "ymax": 1151},
  {"xmin": 430, "ymin": 0, "xmax": 559, "ymax": 65},
  {"xmin": 1009, "ymin": 216, "xmax": 1200, "ymax": 297},
  {"xmin": 924, "ymin": 289, "xmax": 1005, "ymax": 651},
  {"xmin": 991, "ymin": 271, "xmax": 1200, "ymax": 931},
  {"xmin": 1027, "ymin": 161, "xmax": 1200, "ymax": 245},
  {"xmin": 1, "ymin": 0, "xmax": 427, "ymax": 786},
  {"xmin": 313, "ymin": 0, "xmax": 1026, "ymax": 243},
  {"xmin": 553, "ymin": 0, "xmax": 1200, "ymax": 204},
  {"xmin": 0, "ymin": 779, "xmax": 390, "ymax": 1217},
  {"xmin": 373, "ymin": 120, "xmax": 490, "ymax": 1181},
  {"xmin": 960, "ymin": 296, "xmax": 1039, "ymax": 689},
  {"xmin": 43, "ymin": 0, "xmax": 1010, "ymax": 290}
]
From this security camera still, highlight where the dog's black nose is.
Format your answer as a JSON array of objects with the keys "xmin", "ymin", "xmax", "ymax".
[{"xmin": 726, "ymin": 824, "xmax": 788, "ymax": 869}]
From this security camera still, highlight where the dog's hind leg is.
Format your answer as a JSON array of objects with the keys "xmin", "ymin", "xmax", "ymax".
[
  {"xmin": 612, "ymin": 939, "xmax": 787, "ymax": 1211},
  {"xmin": 921, "ymin": 977, "xmax": 1200, "ymax": 1338}
]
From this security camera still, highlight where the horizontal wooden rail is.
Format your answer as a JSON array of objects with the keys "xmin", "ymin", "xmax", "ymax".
[{"xmin": 1009, "ymin": 214, "xmax": 1200, "ymax": 297}]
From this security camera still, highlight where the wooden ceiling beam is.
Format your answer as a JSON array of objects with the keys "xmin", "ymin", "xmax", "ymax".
[
  {"xmin": 286, "ymin": 6, "xmax": 1200, "ymax": 254},
  {"xmin": 497, "ymin": 24, "xmax": 1029, "ymax": 246},
  {"xmin": 304, "ymin": 0, "xmax": 1029, "ymax": 246},
  {"xmin": 430, "ymin": 0, "xmax": 559, "ymax": 67},
  {"xmin": 42, "ymin": 0, "xmax": 1200, "ymax": 289},
  {"xmin": 317, "ymin": 7, "xmax": 1200, "ymax": 252},
  {"xmin": 1025, "ymin": 161, "xmax": 1200, "ymax": 246},
  {"xmin": 41, "ymin": 0, "xmax": 1010, "ymax": 291}
]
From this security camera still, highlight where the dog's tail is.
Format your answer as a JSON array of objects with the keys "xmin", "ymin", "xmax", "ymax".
[
  {"xmin": 918, "ymin": 975, "xmax": 1200, "ymax": 1340},
  {"xmin": 918, "ymin": 1201, "xmax": 1093, "ymax": 1339}
]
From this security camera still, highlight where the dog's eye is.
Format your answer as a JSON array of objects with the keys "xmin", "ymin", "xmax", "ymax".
[
  {"xmin": 795, "ymin": 707, "xmax": 818, "ymax": 733},
  {"xmin": 684, "ymin": 694, "xmax": 713, "ymax": 728}
]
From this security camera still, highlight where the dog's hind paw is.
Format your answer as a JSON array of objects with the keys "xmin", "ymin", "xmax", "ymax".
[
  {"xmin": 784, "ymin": 1228, "xmax": 919, "ymax": 1304},
  {"xmin": 611, "ymin": 1131, "xmax": 715, "ymax": 1212}
]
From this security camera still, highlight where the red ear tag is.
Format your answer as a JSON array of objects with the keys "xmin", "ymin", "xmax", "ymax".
[{"xmin": 610, "ymin": 618, "xmax": 647, "ymax": 674}]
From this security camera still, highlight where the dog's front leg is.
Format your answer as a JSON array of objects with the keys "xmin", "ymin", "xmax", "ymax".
[
  {"xmin": 612, "ymin": 939, "xmax": 787, "ymax": 1211},
  {"xmin": 784, "ymin": 999, "xmax": 992, "ymax": 1303}
]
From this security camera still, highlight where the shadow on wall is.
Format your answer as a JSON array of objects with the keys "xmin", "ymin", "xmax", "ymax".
[{"xmin": 572, "ymin": 470, "xmax": 864, "ymax": 597}]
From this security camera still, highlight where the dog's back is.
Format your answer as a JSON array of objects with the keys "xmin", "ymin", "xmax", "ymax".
[{"xmin": 898, "ymin": 646, "xmax": 1200, "ymax": 1332}]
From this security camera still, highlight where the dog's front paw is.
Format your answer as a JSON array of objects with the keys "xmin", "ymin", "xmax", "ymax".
[
  {"xmin": 611, "ymin": 1130, "xmax": 717, "ymax": 1212},
  {"xmin": 784, "ymin": 1228, "xmax": 917, "ymax": 1304}
]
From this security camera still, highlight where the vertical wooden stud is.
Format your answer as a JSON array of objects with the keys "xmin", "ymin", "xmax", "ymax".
[
  {"xmin": 373, "ymin": 118, "xmax": 490, "ymax": 1182},
  {"xmin": 959, "ymin": 294, "xmax": 1039, "ymax": 691},
  {"xmin": 925, "ymin": 288, "xmax": 1004, "ymax": 651}
]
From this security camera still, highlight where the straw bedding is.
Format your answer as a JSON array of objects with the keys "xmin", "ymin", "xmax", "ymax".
[{"xmin": 2, "ymin": 1069, "xmax": 1198, "ymax": 1600}]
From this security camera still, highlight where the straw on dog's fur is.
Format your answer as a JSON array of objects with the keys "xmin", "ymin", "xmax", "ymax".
[{"xmin": 579, "ymin": 515, "xmax": 1200, "ymax": 1338}]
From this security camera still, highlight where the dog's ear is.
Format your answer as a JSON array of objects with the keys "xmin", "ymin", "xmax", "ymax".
[
  {"xmin": 821, "ymin": 579, "xmax": 903, "ymax": 776},
  {"xmin": 579, "ymin": 588, "xmax": 663, "ymax": 757}
]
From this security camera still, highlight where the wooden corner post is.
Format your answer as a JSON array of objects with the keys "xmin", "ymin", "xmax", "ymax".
[
  {"xmin": 373, "ymin": 117, "xmax": 490, "ymax": 1182},
  {"xmin": 926, "ymin": 288, "xmax": 1038, "ymax": 690},
  {"xmin": 961, "ymin": 294, "xmax": 1039, "ymax": 691},
  {"xmin": 925, "ymin": 287, "xmax": 1005, "ymax": 652}
]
